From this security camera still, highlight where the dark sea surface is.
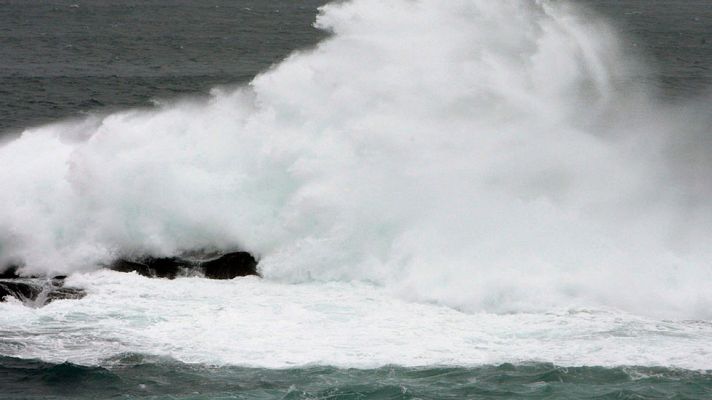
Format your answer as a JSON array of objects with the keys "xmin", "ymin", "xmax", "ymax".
[
  {"xmin": 0, "ymin": 0, "xmax": 710, "ymax": 135},
  {"xmin": 1, "ymin": 1, "xmax": 711, "ymax": 399},
  {"xmin": 0, "ymin": 0, "xmax": 327, "ymax": 135},
  {"xmin": 1, "ymin": 355, "xmax": 711, "ymax": 400}
]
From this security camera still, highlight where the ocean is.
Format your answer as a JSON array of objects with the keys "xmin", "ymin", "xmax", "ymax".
[{"xmin": 0, "ymin": 0, "xmax": 711, "ymax": 399}]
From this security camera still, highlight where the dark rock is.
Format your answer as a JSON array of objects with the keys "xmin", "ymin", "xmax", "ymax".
[
  {"xmin": 110, "ymin": 251, "xmax": 259, "ymax": 280},
  {"xmin": 110, "ymin": 259, "xmax": 153, "ymax": 276},
  {"xmin": 202, "ymin": 252, "xmax": 259, "ymax": 279},
  {"xmin": 0, "ymin": 280, "xmax": 42, "ymax": 301},
  {"xmin": 110, "ymin": 257, "xmax": 196, "ymax": 279},
  {"xmin": 0, "ymin": 278, "xmax": 86, "ymax": 306},
  {"xmin": 45, "ymin": 287, "xmax": 86, "ymax": 303},
  {"xmin": 1, "ymin": 264, "xmax": 68, "ymax": 280},
  {"xmin": 143, "ymin": 257, "xmax": 195, "ymax": 279},
  {"xmin": 0, "ymin": 265, "xmax": 21, "ymax": 279}
]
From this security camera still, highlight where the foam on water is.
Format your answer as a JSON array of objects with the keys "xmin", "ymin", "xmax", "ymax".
[
  {"xmin": 0, "ymin": 0, "xmax": 711, "ymax": 320},
  {"xmin": 0, "ymin": 271, "xmax": 711, "ymax": 369}
]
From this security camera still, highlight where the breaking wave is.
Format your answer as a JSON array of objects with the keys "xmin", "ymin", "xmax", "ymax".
[{"xmin": 1, "ymin": 0, "xmax": 711, "ymax": 318}]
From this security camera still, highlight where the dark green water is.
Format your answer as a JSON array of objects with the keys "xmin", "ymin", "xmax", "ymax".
[
  {"xmin": 0, "ymin": 0, "xmax": 709, "ymax": 135},
  {"xmin": 0, "ymin": 0, "xmax": 327, "ymax": 135},
  {"xmin": 1, "ymin": 356, "xmax": 711, "ymax": 400}
]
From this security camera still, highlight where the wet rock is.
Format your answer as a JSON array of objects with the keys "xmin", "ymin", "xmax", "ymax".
[
  {"xmin": 110, "ymin": 257, "xmax": 196, "ymax": 279},
  {"xmin": 0, "ymin": 265, "xmax": 21, "ymax": 279},
  {"xmin": 45, "ymin": 287, "xmax": 87, "ymax": 303},
  {"xmin": 0, "ymin": 278, "xmax": 86, "ymax": 306},
  {"xmin": 143, "ymin": 257, "xmax": 195, "ymax": 279},
  {"xmin": 202, "ymin": 252, "xmax": 258, "ymax": 279},
  {"xmin": 0, "ymin": 280, "xmax": 42, "ymax": 301},
  {"xmin": 110, "ymin": 251, "xmax": 259, "ymax": 280},
  {"xmin": 110, "ymin": 259, "xmax": 154, "ymax": 277}
]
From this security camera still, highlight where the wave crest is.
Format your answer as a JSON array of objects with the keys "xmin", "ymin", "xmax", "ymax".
[{"xmin": 1, "ymin": 0, "xmax": 710, "ymax": 318}]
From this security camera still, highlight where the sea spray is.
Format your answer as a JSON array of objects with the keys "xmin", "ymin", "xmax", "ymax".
[
  {"xmin": 0, "ymin": 0, "xmax": 710, "ymax": 318},
  {"xmin": 2, "ymin": 272, "xmax": 712, "ymax": 369}
]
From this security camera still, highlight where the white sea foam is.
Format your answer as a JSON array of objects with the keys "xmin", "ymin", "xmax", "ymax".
[
  {"xmin": 0, "ymin": 271, "xmax": 711, "ymax": 369},
  {"xmin": 0, "ymin": 0, "xmax": 711, "ymax": 320}
]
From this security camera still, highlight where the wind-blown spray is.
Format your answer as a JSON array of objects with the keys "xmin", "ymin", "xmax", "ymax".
[{"xmin": 0, "ymin": 0, "xmax": 710, "ymax": 318}]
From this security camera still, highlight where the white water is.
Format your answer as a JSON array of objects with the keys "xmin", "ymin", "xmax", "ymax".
[
  {"xmin": 0, "ymin": 271, "xmax": 711, "ymax": 369},
  {"xmin": 1, "ymin": 0, "xmax": 712, "ymax": 325}
]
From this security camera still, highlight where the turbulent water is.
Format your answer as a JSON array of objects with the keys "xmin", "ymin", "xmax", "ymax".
[
  {"xmin": 3, "ymin": 356, "xmax": 711, "ymax": 400},
  {"xmin": 0, "ymin": 0, "xmax": 711, "ymax": 398}
]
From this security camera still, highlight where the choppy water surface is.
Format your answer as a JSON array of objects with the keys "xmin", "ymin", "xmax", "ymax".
[
  {"xmin": 0, "ymin": 0, "xmax": 327, "ymax": 134},
  {"xmin": 0, "ymin": 272, "xmax": 711, "ymax": 399},
  {"xmin": 3, "ymin": 356, "xmax": 712, "ymax": 400},
  {"xmin": 0, "ymin": 0, "xmax": 709, "ymax": 134}
]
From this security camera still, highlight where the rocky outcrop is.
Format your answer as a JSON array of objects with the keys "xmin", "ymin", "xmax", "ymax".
[
  {"xmin": 202, "ymin": 252, "xmax": 259, "ymax": 279},
  {"xmin": 0, "ymin": 250, "xmax": 258, "ymax": 306},
  {"xmin": 45, "ymin": 286, "xmax": 87, "ymax": 303},
  {"xmin": 0, "ymin": 278, "xmax": 86, "ymax": 307},
  {"xmin": 0, "ymin": 265, "xmax": 21, "ymax": 279},
  {"xmin": 110, "ymin": 258, "xmax": 191, "ymax": 279},
  {"xmin": 0, "ymin": 280, "xmax": 42, "ymax": 300},
  {"xmin": 110, "ymin": 251, "xmax": 259, "ymax": 279}
]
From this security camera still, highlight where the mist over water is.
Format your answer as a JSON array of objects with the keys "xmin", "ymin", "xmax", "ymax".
[{"xmin": 0, "ymin": 0, "xmax": 711, "ymax": 319}]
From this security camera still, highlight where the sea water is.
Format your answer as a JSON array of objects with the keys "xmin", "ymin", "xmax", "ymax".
[{"xmin": 0, "ymin": 0, "xmax": 711, "ymax": 398}]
